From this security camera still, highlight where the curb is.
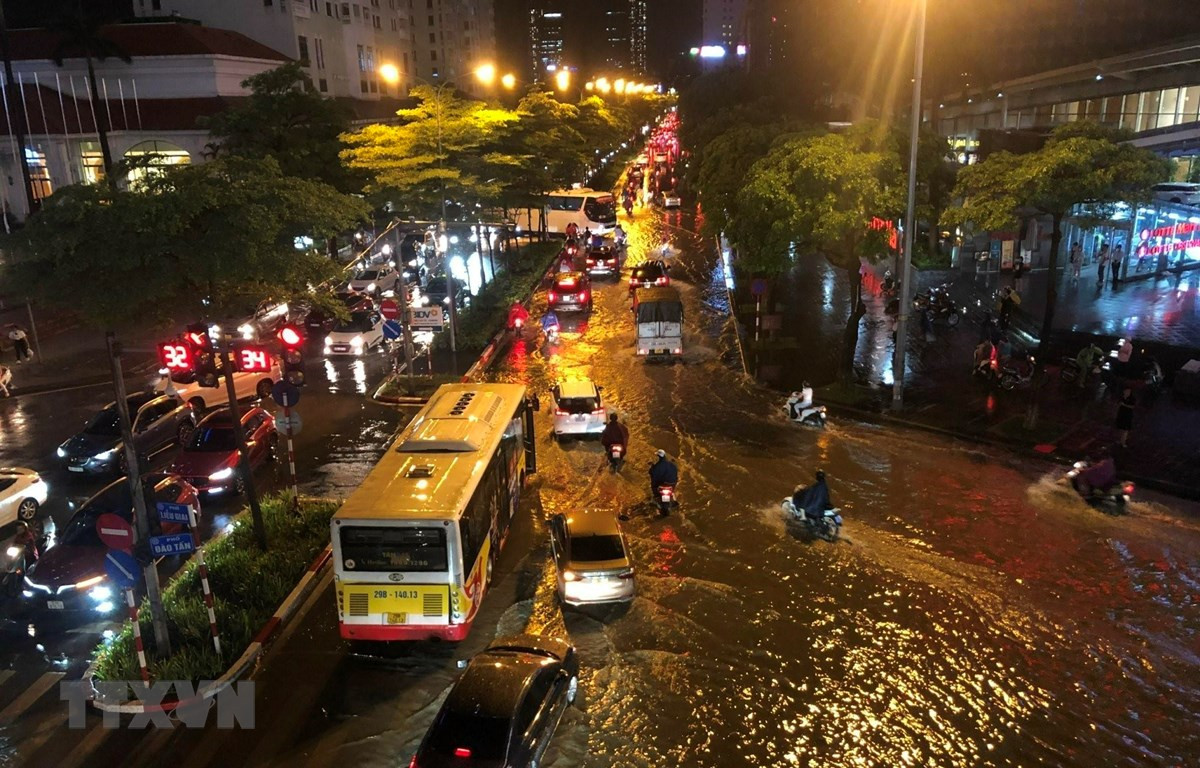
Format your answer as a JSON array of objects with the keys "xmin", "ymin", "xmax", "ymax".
[{"xmin": 87, "ymin": 545, "xmax": 333, "ymax": 714}]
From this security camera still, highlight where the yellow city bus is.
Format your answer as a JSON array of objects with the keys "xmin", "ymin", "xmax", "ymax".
[{"xmin": 331, "ymin": 383, "xmax": 536, "ymax": 641}]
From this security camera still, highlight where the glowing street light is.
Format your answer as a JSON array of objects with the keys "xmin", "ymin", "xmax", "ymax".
[
  {"xmin": 615, "ymin": 78, "xmax": 625, "ymax": 95},
  {"xmin": 474, "ymin": 63, "xmax": 496, "ymax": 86},
  {"xmin": 501, "ymin": 73, "xmax": 516, "ymax": 90},
  {"xmin": 596, "ymin": 77, "xmax": 611, "ymax": 94},
  {"xmin": 585, "ymin": 81, "xmax": 595, "ymax": 91},
  {"xmin": 554, "ymin": 69, "xmax": 571, "ymax": 92},
  {"xmin": 379, "ymin": 63, "xmax": 400, "ymax": 85}
]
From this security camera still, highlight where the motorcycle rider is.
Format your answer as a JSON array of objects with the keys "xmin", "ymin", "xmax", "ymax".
[
  {"xmin": 1074, "ymin": 342, "xmax": 1105, "ymax": 388},
  {"xmin": 506, "ymin": 301, "xmax": 529, "ymax": 331},
  {"xmin": 13, "ymin": 520, "xmax": 39, "ymax": 563},
  {"xmin": 1072, "ymin": 452, "xmax": 1117, "ymax": 497},
  {"xmin": 648, "ymin": 449, "xmax": 679, "ymax": 515},
  {"xmin": 541, "ymin": 309, "xmax": 560, "ymax": 340},
  {"xmin": 613, "ymin": 223, "xmax": 627, "ymax": 248},
  {"xmin": 791, "ymin": 470, "xmax": 834, "ymax": 523},
  {"xmin": 786, "ymin": 382, "xmax": 815, "ymax": 421},
  {"xmin": 601, "ymin": 413, "xmax": 630, "ymax": 463},
  {"xmin": 565, "ymin": 221, "xmax": 578, "ymax": 240}
]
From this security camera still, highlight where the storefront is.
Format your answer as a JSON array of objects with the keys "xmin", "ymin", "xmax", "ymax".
[{"xmin": 1060, "ymin": 200, "xmax": 1200, "ymax": 279}]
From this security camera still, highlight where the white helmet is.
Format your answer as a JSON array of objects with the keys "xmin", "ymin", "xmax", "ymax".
[{"xmin": 656, "ymin": 449, "xmax": 666, "ymax": 458}]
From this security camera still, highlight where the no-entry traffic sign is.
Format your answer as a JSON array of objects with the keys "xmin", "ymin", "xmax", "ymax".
[
  {"xmin": 379, "ymin": 298, "xmax": 400, "ymax": 320},
  {"xmin": 96, "ymin": 513, "xmax": 135, "ymax": 553}
]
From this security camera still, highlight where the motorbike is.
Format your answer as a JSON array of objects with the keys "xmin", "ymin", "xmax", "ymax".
[
  {"xmin": 975, "ymin": 353, "xmax": 1035, "ymax": 391},
  {"xmin": 1062, "ymin": 461, "xmax": 1134, "ymax": 513},
  {"xmin": 607, "ymin": 443, "xmax": 625, "ymax": 472},
  {"xmin": 782, "ymin": 401, "xmax": 828, "ymax": 427},
  {"xmin": 913, "ymin": 286, "xmax": 961, "ymax": 326},
  {"xmin": 653, "ymin": 484, "xmax": 677, "ymax": 516},
  {"xmin": 544, "ymin": 324, "xmax": 560, "ymax": 345},
  {"xmin": 781, "ymin": 498, "xmax": 843, "ymax": 541}
]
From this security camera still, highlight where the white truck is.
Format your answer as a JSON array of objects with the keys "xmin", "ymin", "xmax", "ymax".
[{"xmin": 633, "ymin": 286, "xmax": 683, "ymax": 362}]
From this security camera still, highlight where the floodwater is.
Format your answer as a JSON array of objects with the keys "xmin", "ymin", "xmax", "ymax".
[{"xmin": 480, "ymin": 207, "xmax": 1200, "ymax": 767}]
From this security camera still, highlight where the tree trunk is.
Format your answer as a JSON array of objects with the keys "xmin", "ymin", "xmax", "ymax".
[
  {"xmin": 86, "ymin": 55, "xmax": 117, "ymax": 192},
  {"xmin": 1024, "ymin": 212, "xmax": 1064, "ymax": 430},
  {"xmin": 839, "ymin": 264, "xmax": 867, "ymax": 379}
]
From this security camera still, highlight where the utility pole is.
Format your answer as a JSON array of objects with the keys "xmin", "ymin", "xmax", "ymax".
[
  {"xmin": 891, "ymin": 0, "xmax": 927, "ymax": 412},
  {"xmin": 106, "ymin": 334, "xmax": 171, "ymax": 656},
  {"xmin": 219, "ymin": 341, "xmax": 268, "ymax": 550},
  {"xmin": 0, "ymin": 5, "xmax": 38, "ymax": 217}
]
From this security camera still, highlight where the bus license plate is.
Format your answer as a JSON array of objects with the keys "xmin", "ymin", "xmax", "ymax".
[
  {"xmin": 47, "ymin": 600, "xmax": 64, "ymax": 610},
  {"xmin": 386, "ymin": 612, "xmax": 407, "ymax": 625}
]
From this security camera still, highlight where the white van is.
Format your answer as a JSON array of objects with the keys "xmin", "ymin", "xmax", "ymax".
[
  {"xmin": 545, "ymin": 188, "xmax": 617, "ymax": 236},
  {"xmin": 1152, "ymin": 183, "xmax": 1200, "ymax": 206}
]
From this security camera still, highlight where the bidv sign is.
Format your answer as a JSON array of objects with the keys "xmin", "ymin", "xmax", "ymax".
[{"xmin": 61, "ymin": 680, "xmax": 256, "ymax": 729}]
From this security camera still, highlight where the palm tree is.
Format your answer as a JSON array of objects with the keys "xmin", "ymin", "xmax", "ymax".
[{"xmin": 51, "ymin": 2, "xmax": 130, "ymax": 191}]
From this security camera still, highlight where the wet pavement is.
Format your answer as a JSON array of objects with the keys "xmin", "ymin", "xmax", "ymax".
[{"xmin": 22, "ymin": 197, "xmax": 1199, "ymax": 767}]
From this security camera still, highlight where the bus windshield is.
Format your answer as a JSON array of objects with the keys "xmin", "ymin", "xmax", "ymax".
[
  {"xmin": 339, "ymin": 526, "xmax": 448, "ymax": 572},
  {"xmin": 585, "ymin": 195, "xmax": 616, "ymax": 223}
]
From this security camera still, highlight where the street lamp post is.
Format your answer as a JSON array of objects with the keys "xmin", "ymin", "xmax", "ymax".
[{"xmin": 891, "ymin": 0, "xmax": 927, "ymax": 411}]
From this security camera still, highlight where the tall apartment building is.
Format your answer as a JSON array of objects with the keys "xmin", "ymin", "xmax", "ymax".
[
  {"xmin": 702, "ymin": 0, "xmax": 743, "ymax": 51},
  {"xmin": 629, "ymin": 0, "xmax": 647, "ymax": 74},
  {"xmin": 528, "ymin": 4, "xmax": 566, "ymax": 79},
  {"xmin": 134, "ymin": 0, "xmax": 495, "ymax": 97},
  {"xmin": 527, "ymin": 0, "xmax": 645, "ymax": 79}
]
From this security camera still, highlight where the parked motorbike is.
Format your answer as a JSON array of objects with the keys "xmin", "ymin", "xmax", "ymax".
[
  {"xmin": 914, "ymin": 287, "xmax": 961, "ymax": 326},
  {"xmin": 653, "ymin": 484, "xmax": 677, "ymax": 516},
  {"xmin": 607, "ymin": 443, "xmax": 625, "ymax": 473},
  {"xmin": 1062, "ymin": 461, "xmax": 1134, "ymax": 513},
  {"xmin": 781, "ymin": 498, "xmax": 843, "ymax": 541},
  {"xmin": 782, "ymin": 401, "xmax": 828, "ymax": 428}
]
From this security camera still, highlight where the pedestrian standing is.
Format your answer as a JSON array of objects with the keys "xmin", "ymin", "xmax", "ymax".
[
  {"xmin": 6, "ymin": 325, "xmax": 31, "ymax": 362},
  {"xmin": 1110, "ymin": 245, "xmax": 1124, "ymax": 286},
  {"xmin": 1115, "ymin": 386, "xmax": 1136, "ymax": 447},
  {"xmin": 1096, "ymin": 243, "xmax": 1110, "ymax": 288},
  {"xmin": 0, "ymin": 363, "xmax": 11, "ymax": 397},
  {"xmin": 1069, "ymin": 242, "xmax": 1083, "ymax": 279}
]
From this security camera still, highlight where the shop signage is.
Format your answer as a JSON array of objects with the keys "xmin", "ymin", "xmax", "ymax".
[{"xmin": 1136, "ymin": 221, "xmax": 1200, "ymax": 258}]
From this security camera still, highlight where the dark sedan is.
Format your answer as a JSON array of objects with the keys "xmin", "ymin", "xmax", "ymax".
[
  {"xmin": 628, "ymin": 260, "xmax": 670, "ymax": 295},
  {"xmin": 57, "ymin": 393, "xmax": 195, "ymax": 475},
  {"xmin": 409, "ymin": 635, "xmax": 579, "ymax": 768}
]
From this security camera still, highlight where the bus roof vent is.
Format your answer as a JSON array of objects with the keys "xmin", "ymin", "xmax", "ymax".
[
  {"xmin": 448, "ymin": 392, "xmax": 476, "ymax": 416},
  {"xmin": 405, "ymin": 463, "xmax": 437, "ymax": 478}
]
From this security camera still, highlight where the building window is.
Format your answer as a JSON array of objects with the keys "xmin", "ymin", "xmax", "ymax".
[
  {"xmin": 430, "ymin": 49, "xmax": 436, "ymax": 61},
  {"xmin": 152, "ymin": 0, "xmax": 161, "ymax": 9},
  {"xmin": 427, "ymin": 14, "xmax": 433, "ymax": 25},
  {"xmin": 80, "ymin": 141, "xmax": 104, "ymax": 185},
  {"xmin": 342, "ymin": 3, "xmax": 350, "ymax": 17},
  {"xmin": 391, "ymin": 18, "xmax": 397, "ymax": 30},
  {"xmin": 315, "ymin": 38, "xmax": 325, "ymax": 69},
  {"xmin": 24, "ymin": 147, "xmax": 52, "ymax": 200},
  {"xmin": 123, "ymin": 140, "xmax": 191, "ymax": 189},
  {"xmin": 327, "ymin": 2, "xmax": 334, "ymax": 16},
  {"xmin": 357, "ymin": 44, "xmax": 366, "ymax": 72},
  {"xmin": 264, "ymin": 0, "xmax": 273, "ymax": 6},
  {"xmin": 1180, "ymin": 85, "xmax": 1200, "ymax": 124},
  {"xmin": 426, "ymin": 0, "xmax": 432, "ymax": 7},
  {"xmin": 318, "ymin": 78, "xmax": 328, "ymax": 92},
  {"xmin": 310, "ymin": 0, "xmax": 319, "ymax": 10},
  {"xmin": 428, "ymin": 31, "xmax": 435, "ymax": 43},
  {"xmin": 369, "ymin": 80, "xmax": 378, "ymax": 93},
  {"xmin": 297, "ymin": 35, "xmax": 309, "ymax": 63},
  {"xmin": 361, "ymin": 79, "xmax": 369, "ymax": 93},
  {"xmin": 353, "ymin": 4, "xmax": 359, "ymax": 16},
  {"xmin": 374, "ymin": 14, "xmax": 381, "ymax": 28},
  {"xmin": 1159, "ymin": 87, "xmax": 1181, "ymax": 129}
]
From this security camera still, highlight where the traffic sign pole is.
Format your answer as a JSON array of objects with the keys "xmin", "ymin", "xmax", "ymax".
[
  {"xmin": 402, "ymin": 316, "xmax": 416, "ymax": 396},
  {"xmin": 188, "ymin": 506, "xmax": 221, "ymax": 657},
  {"xmin": 126, "ymin": 587, "xmax": 150, "ymax": 685},
  {"xmin": 280, "ymin": 392, "xmax": 300, "ymax": 513}
]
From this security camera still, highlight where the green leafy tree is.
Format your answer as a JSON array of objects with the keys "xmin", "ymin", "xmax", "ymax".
[
  {"xmin": 200, "ymin": 62, "xmax": 363, "ymax": 193},
  {"xmin": 51, "ymin": 2, "xmax": 130, "ymax": 191},
  {"xmin": 504, "ymin": 90, "xmax": 585, "ymax": 201},
  {"xmin": 730, "ymin": 130, "xmax": 902, "ymax": 376},
  {"xmin": 341, "ymin": 84, "xmax": 519, "ymax": 218},
  {"xmin": 1, "ymin": 157, "xmax": 368, "ymax": 329},
  {"xmin": 943, "ymin": 122, "xmax": 1168, "ymax": 348},
  {"xmin": 696, "ymin": 121, "xmax": 803, "ymax": 238}
]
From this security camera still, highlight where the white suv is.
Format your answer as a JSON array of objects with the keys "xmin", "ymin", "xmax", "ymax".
[
  {"xmin": 550, "ymin": 378, "xmax": 607, "ymax": 440},
  {"xmin": 1153, "ymin": 183, "xmax": 1200, "ymax": 206},
  {"xmin": 155, "ymin": 359, "xmax": 279, "ymax": 414}
]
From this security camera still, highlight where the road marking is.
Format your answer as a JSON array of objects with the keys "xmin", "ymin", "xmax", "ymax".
[
  {"xmin": 0, "ymin": 671, "xmax": 64, "ymax": 723},
  {"xmin": 0, "ymin": 670, "xmax": 14, "ymax": 690},
  {"xmin": 57, "ymin": 718, "xmax": 112, "ymax": 768},
  {"xmin": 13, "ymin": 710, "xmax": 69, "ymax": 763}
]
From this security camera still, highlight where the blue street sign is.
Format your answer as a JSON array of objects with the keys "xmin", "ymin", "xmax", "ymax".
[
  {"xmin": 149, "ymin": 532, "xmax": 196, "ymax": 557},
  {"xmin": 382, "ymin": 319, "xmax": 403, "ymax": 340},
  {"xmin": 271, "ymin": 379, "xmax": 302, "ymax": 408},
  {"xmin": 156, "ymin": 501, "xmax": 192, "ymax": 525},
  {"xmin": 104, "ymin": 549, "xmax": 142, "ymax": 588}
]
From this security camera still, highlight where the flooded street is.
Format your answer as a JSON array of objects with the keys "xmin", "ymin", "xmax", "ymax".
[{"xmin": 63, "ymin": 206, "xmax": 1200, "ymax": 768}]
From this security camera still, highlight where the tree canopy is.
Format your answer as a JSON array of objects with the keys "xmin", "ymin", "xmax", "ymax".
[{"xmin": 1, "ymin": 156, "xmax": 368, "ymax": 329}]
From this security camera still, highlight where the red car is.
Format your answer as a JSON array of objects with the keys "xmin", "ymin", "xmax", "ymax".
[
  {"xmin": 22, "ymin": 476, "xmax": 198, "ymax": 615},
  {"xmin": 168, "ymin": 407, "xmax": 277, "ymax": 495},
  {"xmin": 548, "ymin": 272, "xmax": 593, "ymax": 313}
]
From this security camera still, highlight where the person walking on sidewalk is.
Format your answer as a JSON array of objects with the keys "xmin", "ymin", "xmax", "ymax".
[
  {"xmin": 1115, "ymin": 386, "xmax": 1136, "ymax": 447},
  {"xmin": 1110, "ymin": 245, "xmax": 1125, "ymax": 286},
  {"xmin": 1096, "ymin": 243, "xmax": 1110, "ymax": 289},
  {"xmin": 5, "ymin": 325, "xmax": 32, "ymax": 362},
  {"xmin": 1069, "ymin": 242, "xmax": 1083, "ymax": 280}
]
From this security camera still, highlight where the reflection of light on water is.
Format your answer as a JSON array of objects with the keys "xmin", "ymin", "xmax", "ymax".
[
  {"xmin": 324, "ymin": 359, "xmax": 339, "ymax": 386},
  {"xmin": 352, "ymin": 360, "xmax": 367, "ymax": 393}
]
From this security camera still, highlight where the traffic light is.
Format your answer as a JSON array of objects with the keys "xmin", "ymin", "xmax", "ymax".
[
  {"xmin": 157, "ymin": 339, "xmax": 193, "ymax": 373},
  {"xmin": 186, "ymin": 322, "xmax": 220, "ymax": 388},
  {"xmin": 277, "ymin": 324, "xmax": 305, "ymax": 386},
  {"xmin": 231, "ymin": 342, "xmax": 274, "ymax": 373}
]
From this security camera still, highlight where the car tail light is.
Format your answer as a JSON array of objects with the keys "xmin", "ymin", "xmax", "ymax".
[
  {"xmin": 548, "ymin": 291, "xmax": 557, "ymax": 302},
  {"xmin": 592, "ymin": 408, "xmax": 605, "ymax": 415},
  {"xmin": 563, "ymin": 570, "xmax": 578, "ymax": 581},
  {"xmin": 1123, "ymin": 482, "xmax": 1135, "ymax": 495},
  {"xmin": 555, "ymin": 408, "xmax": 568, "ymax": 416},
  {"xmin": 655, "ymin": 277, "xmax": 668, "ymax": 285},
  {"xmin": 629, "ymin": 278, "xmax": 636, "ymax": 286},
  {"xmin": 580, "ymin": 290, "xmax": 589, "ymax": 302},
  {"xmin": 409, "ymin": 757, "xmax": 418, "ymax": 768},
  {"xmin": 560, "ymin": 279, "xmax": 576, "ymax": 288},
  {"xmin": 673, "ymin": 348, "xmax": 681, "ymax": 354},
  {"xmin": 637, "ymin": 348, "xmax": 648, "ymax": 355},
  {"xmin": 454, "ymin": 747, "xmax": 472, "ymax": 758},
  {"xmin": 586, "ymin": 258, "xmax": 595, "ymax": 265}
]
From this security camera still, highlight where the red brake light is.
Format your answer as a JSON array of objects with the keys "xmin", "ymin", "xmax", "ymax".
[
  {"xmin": 580, "ymin": 290, "xmax": 589, "ymax": 302},
  {"xmin": 555, "ymin": 408, "xmax": 568, "ymax": 416},
  {"xmin": 548, "ymin": 291, "xmax": 557, "ymax": 302},
  {"xmin": 655, "ymin": 277, "xmax": 668, "ymax": 285},
  {"xmin": 409, "ymin": 757, "xmax": 418, "ymax": 768},
  {"xmin": 1123, "ymin": 482, "xmax": 1135, "ymax": 494},
  {"xmin": 560, "ymin": 279, "xmax": 576, "ymax": 288},
  {"xmin": 454, "ymin": 748, "xmax": 472, "ymax": 758},
  {"xmin": 592, "ymin": 408, "xmax": 605, "ymax": 414}
]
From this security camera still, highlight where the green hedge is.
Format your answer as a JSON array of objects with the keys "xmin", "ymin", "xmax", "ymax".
[
  {"xmin": 91, "ymin": 494, "xmax": 338, "ymax": 686},
  {"xmin": 434, "ymin": 241, "xmax": 561, "ymax": 351}
]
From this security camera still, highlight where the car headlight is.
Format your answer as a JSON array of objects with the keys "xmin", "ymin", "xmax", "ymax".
[
  {"xmin": 366, "ymin": 283, "xmax": 376, "ymax": 293},
  {"xmin": 563, "ymin": 570, "xmax": 578, "ymax": 582},
  {"xmin": 6, "ymin": 546, "xmax": 19, "ymax": 558},
  {"xmin": 75, "ymin": 575, "xmax": 104, "ymax": 590},
  {"xmin": 93, "ymin": 448, "xmax": 117, "ymax": 461},
  {"xmin": 209, "ymin": 467, "xmax": 234, "ymax": 481},
  {"xmin": 56, "ymin": 446, "xmax": 67, "ymax": 458},
  {"xmin": 325, "ymin": 335, "xmax": 334, "ymax": 346},
  {"xmin": 89, "ymin": 585, "xmax": 112, "ymax": 603},
  {"xmin": 350, "ymin": 335, "xmax": 364, "ymax": 347}
]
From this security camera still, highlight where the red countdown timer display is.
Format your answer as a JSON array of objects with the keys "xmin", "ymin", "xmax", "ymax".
[
  {"xmin": 234, "ymin": 345, "xmax": 274, "ymax": 373},
  {"xmin": 157, "ymin": 341, "xmax": 193, "ymax": 372}
]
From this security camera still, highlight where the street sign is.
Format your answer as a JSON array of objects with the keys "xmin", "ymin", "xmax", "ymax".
[
  {"xmin": 275, "ymin": 411, "xmax": 303, "ymax": 435},
  {"xmin": 409, "ymin": 306, "xmax": 444, "ymax": 330},
  {"xmin": 382, "ymin": 319, "xmax": 403, "ymax": 340},
  {"xmin": 149, "ymin": 532, "xmax": 196, "ymax": 557},
  {"xmin": 95, "ymin": 513, "xmax": 135, "ymax": 553},
  {"xmin": 156, "ymin": 501, "xmax": 193, "ymax": 525},
  {"xmin": 104, "ymin": 549, "xmax": 142, "ymax": 588},
  {"xmin": 379, "ymin": 298, "xmax": 400, "ymax": 320},
  {"xmin": 750, "ymin": 278, "xmax": 768, "ymax": 297},
  {"xmin": 271, "ymin": 379, "xmax": 301, "ymax": 408}
]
